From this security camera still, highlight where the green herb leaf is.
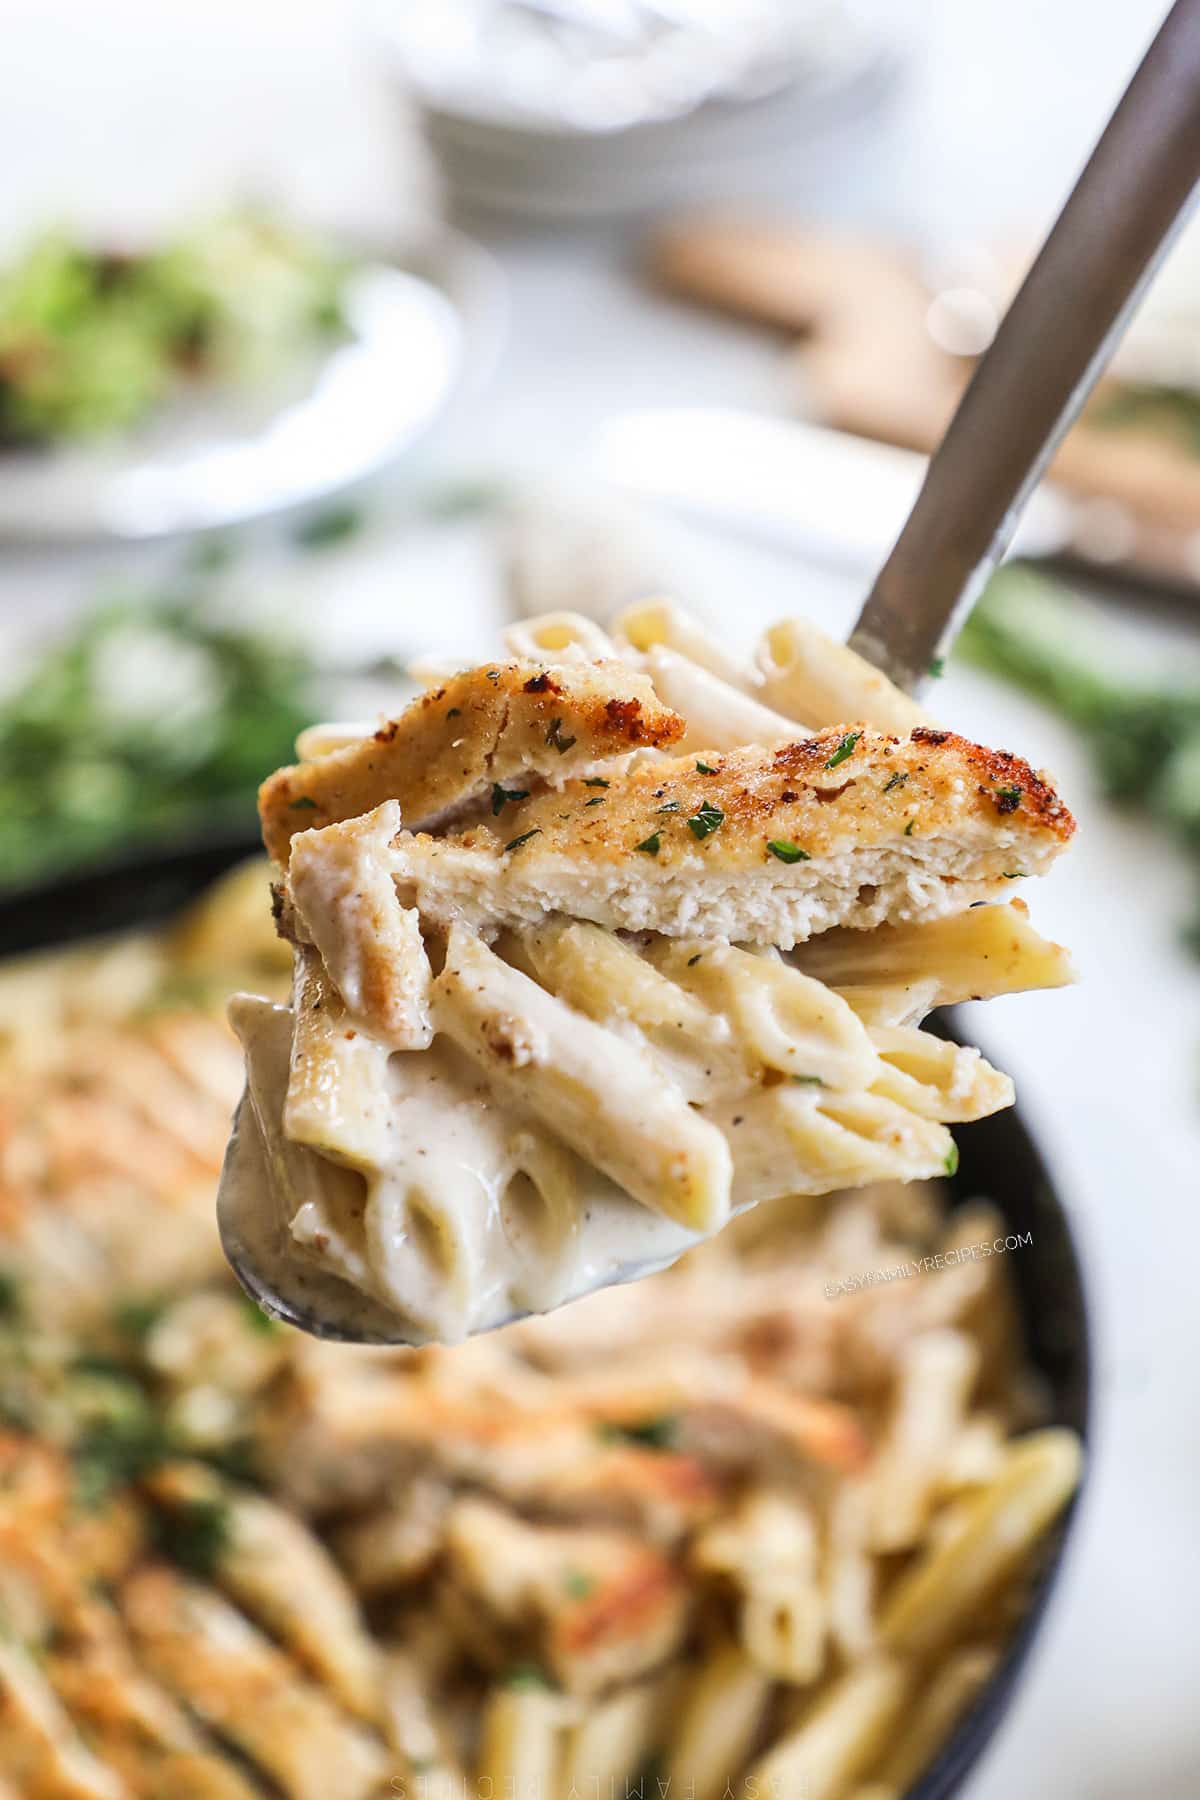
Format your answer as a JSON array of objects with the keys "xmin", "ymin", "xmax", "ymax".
[
  {"xmin": 904, "ymin": 818, "xmax": 916, "ymax": 835},
  {"xmin": 634, "ymin": 832, "xmax": 662, "ymax": 856},
  {"xmin": 504, "ymin": 829, "xmax": 542, "ymax": 854},
  {"xmin": 112, "ymin": 1296, "xmax": 165, "ymax": 1340},
  {"xmin": 656, "ymin": 800, "xmax": 680, "ymax": 813},
  {"xmin": 687, "ymin": 953, "xmax": 702, "ymax": 967},
  {"xmin": 766, "ymin": 839, "xmax": 810, "ymax": 864},
  {"xmin": 288, "ymin": 796, "xmax": 318, "ymax": 811},
  {"xmin": 70, "ymin": 1377, "xmax": 173, "ymax": 1510},
  {"xmin": 883, "ymin": 771, "xmax": 909, "ymax": 794},
  {"xmin": 506, "ymin": 1665, "xmax": 552, "ymax": 1692},
  {"xmin": 0, "ymin": 1270, "xmax": 23, "ymax": 1322},
  {"xmin": 585, "ymin": 795, "xmax": 606, "ymax": 806},
  {"xmin": 446, "ymin": 706, "xmax": 462, "ymax": 718},
  {"xmin": 154, "ymin": 1497, "xmax": 232, "ymax": 1578},
  {"xmin": 624, "ymin": 1414, "xmax": 679, "ymax": 1450},
  {"xmin": 1002, "ymin": 870, "xmax": 1027, "ymax": 879},
  {"xmin": 928, "ymin": 656, "xmax": 946, "ymax": 678},
  {"xmin": 687, "ymin": 802, "xmax": 724, "ymax": 840},
  {"xmin": 583, "ymin": 777, "xmax": 610, "ymax": 788},
  {"xmin": 995, "ymin": 785, "xmax": 1023, "ymax": 813},
  {"xmin": 825, "ymin": 730, "xmax": 861, "ymax": 770},
  {"xmin": 695, "ymin": 760, "xmax": 716, "ymax": 775},
  {"xmin": 293, "ymin": 504, "xmax": 363, "ymax": 549},
  {"xmin": 545, "ymin": 717, "xmax": 577, "ymax": 754},
  {"xmin": 491, "ymin": 782, "xmax": 530, "ymax": 816},
  {"xmin": 563, "ymin": 1569, "xmax": 595, "ymax": 1600},
  {"xmin": 944, "ymin": 1142, "xmax": 960, "ymax": 1177},
  {"xmin": 791, "ymin": 1074, "xmax": 825, "ymax": 1086}
]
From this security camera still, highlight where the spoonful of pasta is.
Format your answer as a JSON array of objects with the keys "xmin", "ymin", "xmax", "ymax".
[{"xmin": 218, "ymin": 0, "xmax": 1200, "ymax": 1344}]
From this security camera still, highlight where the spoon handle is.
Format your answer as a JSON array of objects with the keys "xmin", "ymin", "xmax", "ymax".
[{"xmin": 849, "ymin": 0, "xmax": 1200, "ymax": 694}]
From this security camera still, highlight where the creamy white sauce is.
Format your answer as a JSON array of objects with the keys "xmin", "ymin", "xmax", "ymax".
[{"xmin": 222, "ymin": 992, "xmax": 711, "ymax": 1344}]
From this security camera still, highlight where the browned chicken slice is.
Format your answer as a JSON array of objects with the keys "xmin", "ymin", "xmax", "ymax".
[
  {"xmin": 368, "ymin": 726, "xmax": 1073, "ymax": 947},
  {"xmin": 259, "ymin": 660, "xmax": 684, "ymax": 864},
  {"xmin": 0, "ymin": 1440, "xmax": 261, "ymax": 1800},
  {"xmin": 442, "ymin": 1496, "xmax": 690, "ymax": 1697},
  {"xmin": 145, "ymin": 1462, "xmax": 380, "ymax": 1719},
  {"xmin": 120, "ymin": 1566, "xmax": 387, "ymax": 1800}
]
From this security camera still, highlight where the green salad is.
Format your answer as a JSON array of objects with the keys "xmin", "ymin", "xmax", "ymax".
[
  {"xmin": 0, "ymin": 212, "xmax": 349, "ymax": 445},
  {"xmin": 0, "ymin": 587, "xmax": 326, "ymax": 890}
]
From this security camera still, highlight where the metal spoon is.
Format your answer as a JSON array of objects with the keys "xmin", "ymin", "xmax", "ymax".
[
  {"xmin": 849, "ymin": 0, "xmax": 1200, "ymax": 692},
  {"xmin": 220, "ymin": 0, "xmax": 1200, "ymax": 1343}
]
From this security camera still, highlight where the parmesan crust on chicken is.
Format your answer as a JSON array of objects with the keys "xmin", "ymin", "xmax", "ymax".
[
  {"xmin": 312, "ymin": 724, "xmax": 1073, "ymax": 949},
  {"xmin": 260, "ymin": 660, "xmax": 684, "ymax": 865}
]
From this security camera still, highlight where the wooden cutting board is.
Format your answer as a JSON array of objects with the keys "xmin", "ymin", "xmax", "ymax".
[{"xmin": 650, "ymin": 215, "xmax": 1200, "ymax": 588}]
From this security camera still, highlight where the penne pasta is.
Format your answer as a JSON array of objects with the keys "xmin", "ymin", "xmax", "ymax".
[
  {"xmin": 879, "ymin": 1430, "xmax": 1083, "ymax": 1658},
  {"xmin": 746, "ymin": 1655, "xmax": 911, "ymax": 1800},
  {"xmin": 667, "ymin": 1642, "xmax": 773, "ymax": 1800},
  {"xmin": 755, "ymin": 616, "xmax": 926, "ymax": 736}
]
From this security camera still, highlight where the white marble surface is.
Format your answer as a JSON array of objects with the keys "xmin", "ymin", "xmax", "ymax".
[{"xmin": 2, "ymin": 2, "xmax": 1198, "ymax": 1793}]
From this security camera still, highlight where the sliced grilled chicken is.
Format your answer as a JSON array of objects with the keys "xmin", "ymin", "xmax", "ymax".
[
  {"xmin": 361, "ymin": 726, "xmax": 1073, "ymax": 947},
  {"xmin": 442, "ymin": 1496, "xmax": 690, "ymax": 1696},
  {"xmin": 260, "ymin": 660, "xmax": 684, "ymax": 865},
  {"xmin": 145, "ymin": 1462, "xmax": 380, "ymax": 1719},
  {"xmin": 120, "ymin": 1566, "xmax": 387, "ymax": 1800}
]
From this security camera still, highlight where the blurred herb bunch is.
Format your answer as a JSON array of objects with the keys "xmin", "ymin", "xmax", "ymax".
[{"xmin": 960, "ymin": 566, "xmax": 1200, "ymax": 948}]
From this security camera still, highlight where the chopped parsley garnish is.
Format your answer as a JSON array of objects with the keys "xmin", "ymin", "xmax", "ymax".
[
  {"xmin": 491, "ymin": 782, "xmax": 530, "ymax": 816},
  {"xmin": 583, "ymin": 776, "xmax": 609, "ymax": 788},
  {"xmin": 70, "ymin": 1378, "xmax": 173, "ymax": 1510},
  {"xmin": 995, "ymin": 785, "xmax": 1023, "ymax": 813},
  {"xmin": 687, "ymin": 953, "xmax": 702, "ymax": 967},
  {"xmin": 883, "ymin": 771, "xmax": 909, "ymax": 794},
  {"xmin": 623, "ymin": 1414, "xmax": 679, "ymax": 1450},
  {"xmin": 1002, "ymin": 870, "xmax": 1027, "ymax": 879},
  {"xmin": 154, "ymin": 1496, "xmax": 232, "ymax": 1578},
  {"xmin": 928, "ymin": 656, "xmax": 946, "ymax": 678},
  {"xmin": 112, "ymin": 1296, "xmax": 165, "ymax": 1340},
  {"xmin": 904, "ymin": 818, "xmax": 916, "ymax": 835},
  {"xmin": 687, "ymin": 802, "xmax": 724, "ymax": 840},
  {"xmin": 792, "ymin": 1074, "xmax": 825, "ymax": 1086},
  {"xmin": 504, "ymin": 828, "xmax": 542, "ymax": 854},
  {"xmin": 288, "ymin": 795, "xmax": 318, "ymax": 811},
  {"xmin": 446, "ymin": 706, "xmax": 461, "ymax": 718},
  {"xmin": 695, "ymin": 760, "xmax": 716, "ymax": 774},
  {"xmin": 0, "ymin": 1270, "xmax": 23, "ymax": 1322},
  {"xmin": 545, "ymin": 717, "xmax": 577, "ymax": 754},
  {"xmin": 563, "ymin": 1569, "xmax": 596, "ymax": 1600},
  {"xmin": 485, "ymin": 669, "xmax": 500, "ymax": 683},
  {"xmin": 766, "ymin": 839, "xmax": 810, "ymax": 864},
  {"xmin": 634, "ymin": 831, "xmax": 662, "ymax": 855},
  {"xmin": 657, "ymin": 800, "xmax": 681, "ymax": 813},
  {"xmin": 944, "ymin": 1142, "xmax": 960, "ymax": 1177},
  {"xmin": 506, "ymin": 1665, "xmax": 552, "ymax": 1692},
  {"xmin": 585, "ymin": 795, "xmax": 606, "ymax": 806},
  {"xmin": 825, "ymin": 730, "xmax": 861, "ymax": 769},
  {"xmin": 598, "ymin": 1414, "xmax": 680, "ymax": 1451}
]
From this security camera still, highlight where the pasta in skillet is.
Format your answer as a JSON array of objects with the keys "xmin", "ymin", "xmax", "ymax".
[
  {"xmin": 230, "ymin": 606, "xmax": 1076, "ymax": 1343},
  {"xmin": 0, "ymin": 874, "xmax": 1082, "ymax": 1800}
]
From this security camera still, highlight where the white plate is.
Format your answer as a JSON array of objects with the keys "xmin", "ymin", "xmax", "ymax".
[{"xmin": 0, "ymin": 232, "xmax": 504, "ymax": 544}]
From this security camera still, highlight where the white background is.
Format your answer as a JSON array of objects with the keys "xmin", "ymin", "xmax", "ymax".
[{"xmin": 0, "ymin": 3, "xmax": 1197, "ymax": 1794}]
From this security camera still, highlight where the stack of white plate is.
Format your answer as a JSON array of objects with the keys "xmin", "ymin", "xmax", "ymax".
[{"xmin": 374, "ymin": 1, "xmax": 906, "ymax": 221}]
